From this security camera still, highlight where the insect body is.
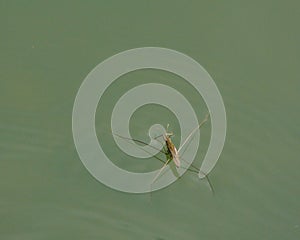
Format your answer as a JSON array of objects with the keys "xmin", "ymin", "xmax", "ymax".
[{"xmin": 164, "ymin": 133, "xmax": 180, "ymax": 168}]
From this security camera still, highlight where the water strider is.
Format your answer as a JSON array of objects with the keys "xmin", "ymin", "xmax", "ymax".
[{"xmin": 113, "ymin": 113, "xmax": 213, "ymax": 192}]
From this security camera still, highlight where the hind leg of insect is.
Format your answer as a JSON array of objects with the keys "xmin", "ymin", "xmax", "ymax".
[{"xmin": 150, "ymin": 155, "xmax": 173, "ymax": 194}]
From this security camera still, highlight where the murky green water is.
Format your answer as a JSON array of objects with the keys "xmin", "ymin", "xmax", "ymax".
[{"xmin": 1, "ymin": 1, "xmax": 299, "ymax": 239}]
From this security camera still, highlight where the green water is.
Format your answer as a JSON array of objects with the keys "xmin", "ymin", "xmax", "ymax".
[{"xmin": 1, "ymin": 1, "xmax": 299, "ymax": 239}]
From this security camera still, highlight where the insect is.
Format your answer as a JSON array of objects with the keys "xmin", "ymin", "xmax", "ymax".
[
  {"xmin": 151, "ymin": 114, "xmax": 210, "ymax": 185},
  {"xmin": 112, "ymin": 113, "xmax": 213, "ymax": 192}
]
